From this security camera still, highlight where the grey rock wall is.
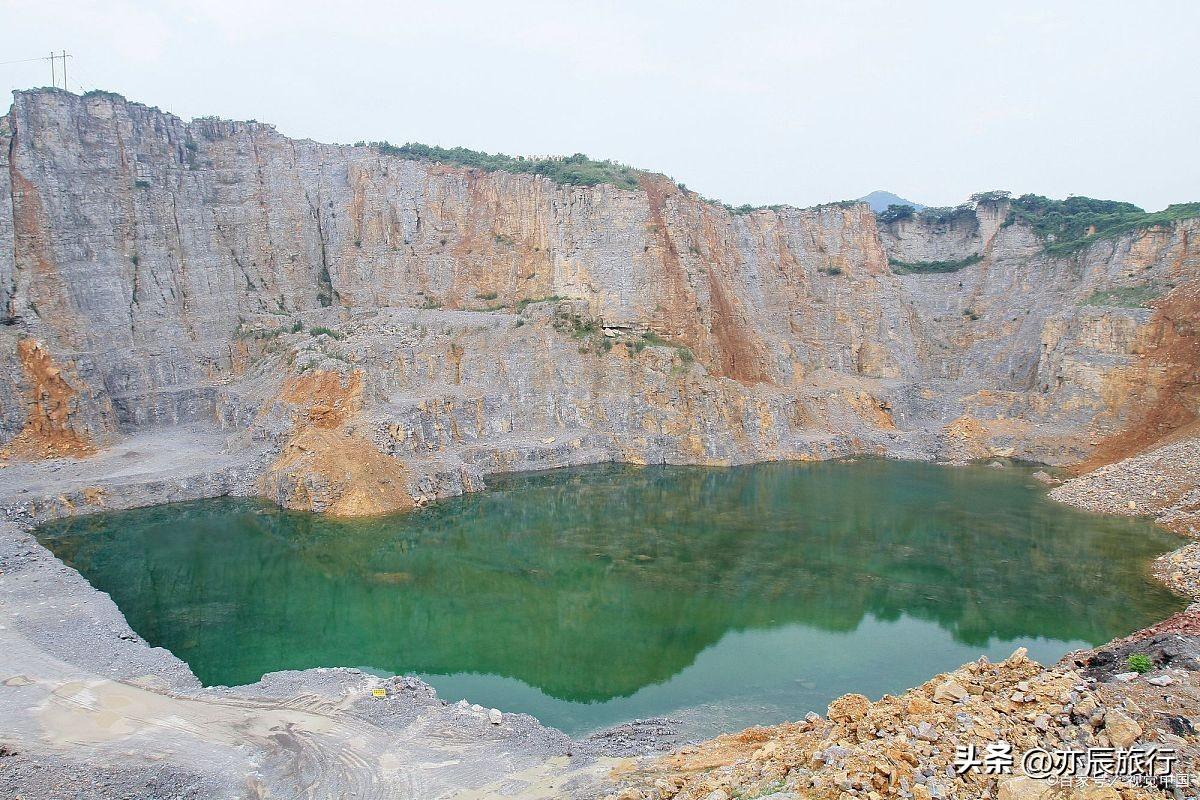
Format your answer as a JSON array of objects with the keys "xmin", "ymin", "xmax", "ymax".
[{"xmin": 2, "ymin": 88, "xmax": 1197, "ymax": 501}]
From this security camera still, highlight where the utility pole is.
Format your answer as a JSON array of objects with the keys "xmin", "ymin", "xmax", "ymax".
[{"xmin": 45, "ymin": 51, "xmax": 71, "ymax": 89}]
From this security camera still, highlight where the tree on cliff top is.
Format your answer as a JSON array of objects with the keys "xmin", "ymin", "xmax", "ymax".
[{"xmin": 372, "ymin": 141, "xmax": 642, "ymax": 191}]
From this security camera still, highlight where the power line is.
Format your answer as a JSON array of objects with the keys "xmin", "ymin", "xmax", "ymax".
[
  {"xmin": 0, "ymin": 56, "xmax": 52, "ymax": 66},
  {"xmin": 0, "ymin": 51, "xmax": 72, "ymax": 89}
]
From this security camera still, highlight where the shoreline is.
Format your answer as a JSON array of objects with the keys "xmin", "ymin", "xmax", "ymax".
[{"xmin": 2, "ymin": 434, "xmax": 1198, "ymax": 798}]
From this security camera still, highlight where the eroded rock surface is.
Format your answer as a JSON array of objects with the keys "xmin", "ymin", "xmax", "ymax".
[{"xmin": 2, "ymin": 89, "xmax": 1199, "ymax": 513}]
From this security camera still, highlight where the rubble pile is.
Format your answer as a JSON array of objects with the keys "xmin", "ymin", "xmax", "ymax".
[
  {"xmin": 608, "ymin": 648, "xmax": 1198, "ymax": 800},
  {"xmin": 1051, "ymin": 438, "xmax": 1200, "ymax": 538},
  {"xmin": 1156, "ymin": 544, "xmax": 1200, "ymax": 599}
]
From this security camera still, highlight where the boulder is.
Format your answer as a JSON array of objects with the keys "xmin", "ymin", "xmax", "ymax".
[
  {"xmin": 1102, "ymin": 709, "xmax": 1142, "ymax": 748},
  {"xmin": 827, "ymin": 693, "xmax": 871, "ymax": 722},
  {"xmin": 933, "ymin": 680, "xmax": 969, "ymax": 704},
  {"xmin": 997, "ymin": 776, "xmax": 1054, "ymax": 800}
]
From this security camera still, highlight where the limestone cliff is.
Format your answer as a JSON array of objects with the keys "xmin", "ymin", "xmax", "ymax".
[{"xmin": 2, "ymin": 88, "xmax": 1197, "ymax": 514}]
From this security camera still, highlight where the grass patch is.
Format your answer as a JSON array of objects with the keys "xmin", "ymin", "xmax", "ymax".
[
  {"xmin": 371, "ymin": 142, "xmax": 642, "ymax": 191},
  {"xmin": 515, "ymin": 296, "xmax": 567, "ymax": 312},
  {"xmin": 1082, "ymin": 285, "xmax": 1163, "ymax": 308},
  {"xmin": 309, "ymin": 326, "xmax": 344, "ymax": 340},
  {"xmin": 631, "ymin": 331, "xmax": 669, "ymax": 352},
  {"xmin": 633, "ymin": 331, "xmax": 695, "ymax": 366},
  {"xmin": 1126, "ymin": 653, "xmax": 1152, "ymax": 674},
  {"xmin": 568, "ymin": 318, "xmax": 598, "ymax": 339},
  {"xmin": 236, "ymin": 320, "xmax": 302, "ymax": 340},
  {"xmin": 551, "ymin": 309, "xmax": 610, "ymax": 355},
  {"xmin": 889, "ymin": 254, "xmax": 982, "ymax": 274},
  {"xmin": 470, "ymin": 295, "xmax": 572, "ymax": 313}
]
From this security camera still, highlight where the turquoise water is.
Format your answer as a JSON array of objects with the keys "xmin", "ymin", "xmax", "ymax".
[{"xmin": 35, "ymin": 460, "xmax": 1185, "ymax": 738}]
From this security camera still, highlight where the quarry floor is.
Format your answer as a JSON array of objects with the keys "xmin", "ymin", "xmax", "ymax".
[{"xmin": 1, "ymin": 427, "xmax": 1198, "ymax": 799}]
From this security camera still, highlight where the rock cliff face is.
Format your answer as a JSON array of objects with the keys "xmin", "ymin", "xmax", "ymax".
[{"xmin": 2, "ymin": 89, "xmax": 1198, "ymax": 513}]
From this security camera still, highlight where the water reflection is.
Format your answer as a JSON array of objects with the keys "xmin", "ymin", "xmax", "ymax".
[{"xmin": 37, "ymin": 460, "xmax": 1184, "ymax": 736}]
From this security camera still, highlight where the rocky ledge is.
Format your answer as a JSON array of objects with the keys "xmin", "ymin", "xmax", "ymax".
[{"xmin": 604, "ymin": 635, "xmax": 1200, "ymax": 800}]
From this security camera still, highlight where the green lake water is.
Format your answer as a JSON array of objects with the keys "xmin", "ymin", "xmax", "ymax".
[{"xmin": 35, "ymin": 460, "xmax": 1185, "ymax": 738}]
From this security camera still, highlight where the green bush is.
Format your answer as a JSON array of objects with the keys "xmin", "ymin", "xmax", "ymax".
[
  {"xmin": 808, "ymin": 200, "xmax": 863, "ymax": 211},
  {"xmin": 372, "ymin": 142, "xmax": 641, "ymax": 191},
  {"xmin": 1006, "ymin": 195, "xmax": 1200, "ymax": 256},
  {"xmin": 309, "ymin": 326, "xmax": 344, "ymax": 340},
  {"xmin": 728, "ymin": 202, "xmax": 791, "ymax": 215},
  {"xmin": 889, "ymin": 255, "xmax": 982, "ymax": 274},
  {"xmin": 569, "ymin": 318, "xmax": 597, "ymax": 339},
  {"xmin": 918, "ymin": 205, "xmax": 977, "ymax": 226},
  {"xmin": 969, "ymin": 190, "xmax": 1012, "ymax": 205},
  {"xmin": 636, "ymin": 331, "xmax": 695, "ymax": 365},
  {"xmin": 82, "ymin": 89, "xmax": 124, "ymax": 101},
  {"xmin": 639, "ymin": 332, "xmax": 672, "ymax": 349},
  {"xmin": 1082, "ymin": 285, "xmax": 1163, "ymax": 308},
  {"xmin": 878, "ymin": 204, "xmax": 916, "ymax": 224},
  {"xmin": 1126, "ymin": 653, "xmax": 1152, "ymax": 674}
]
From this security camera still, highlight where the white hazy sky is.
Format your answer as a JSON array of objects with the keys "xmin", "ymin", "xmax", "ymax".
[{"xmin": 2, "ymin": 0, "xmax": 1198, "ymax": 210}]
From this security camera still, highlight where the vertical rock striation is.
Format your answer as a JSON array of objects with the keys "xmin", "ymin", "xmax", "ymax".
[{"xmin": 2, "ymin": 88, "xmax": 1197, "ymax": 512}]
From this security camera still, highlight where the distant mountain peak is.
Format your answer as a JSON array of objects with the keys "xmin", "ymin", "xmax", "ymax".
[{"xmin": 860, "ymin": 191, "xmax": 926, "ymax": 213}]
